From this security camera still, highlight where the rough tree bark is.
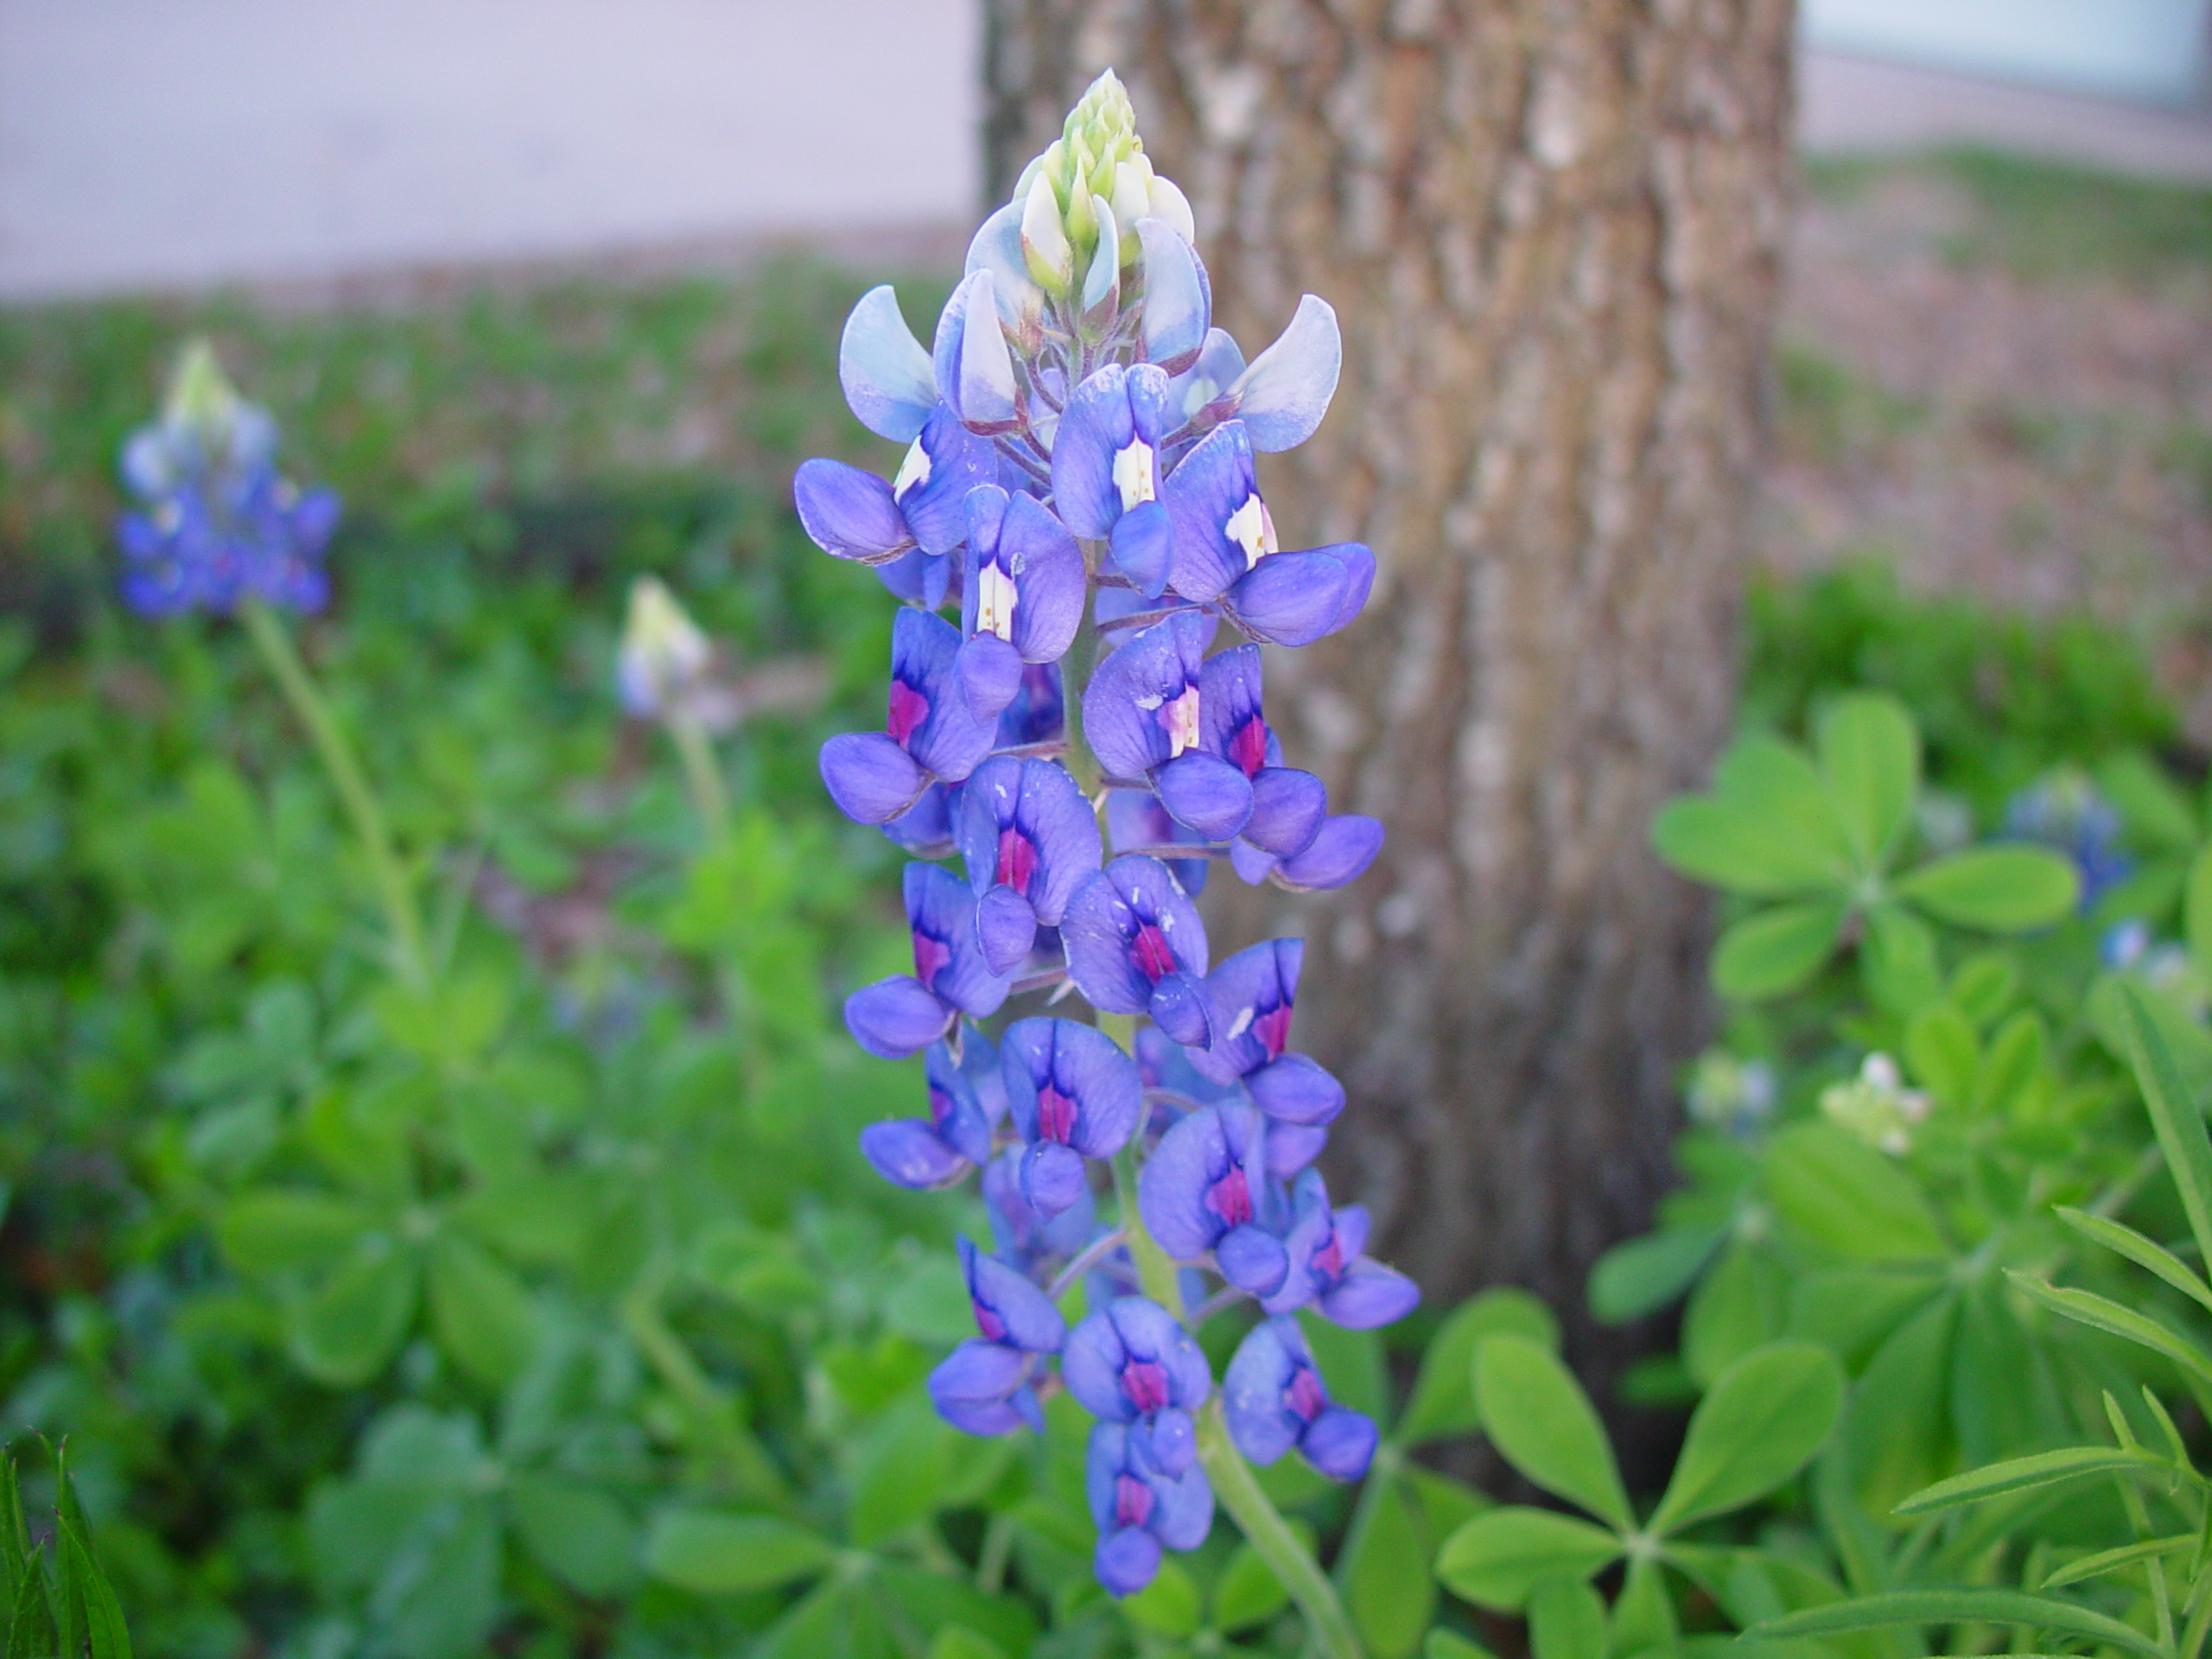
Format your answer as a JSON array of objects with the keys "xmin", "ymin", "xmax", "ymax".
[{"xmin": 983, "ymin": 2, "xmax": 1794, "ymax": 1370}]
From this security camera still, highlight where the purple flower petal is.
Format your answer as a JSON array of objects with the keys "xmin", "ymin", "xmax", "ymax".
[
  {"xmin": 1319, "ymin": 1260, "xmax": 1422, "ymax": 1329},
  {"xmin": 839, "ymin": 285, "xmax": 938, "ymax": 442},
  {"xmin": 1223, "ymin": 550, "xmax": 1350, "ymax": 647},
  {"xmin": 1138, "ymin": 1103, "xmax": 1268, "ymax": 1264},
  {"xmin": 895, "ymin": 405, "xmax": 999, "ymax": 557},
  {"xmin": 1137, "ymin": 219, "xmax": 1210, "ymax": 376},
  {"xmin": 1020, "ymin": 1141, "xmax": 1089, "ymax": 1218},
  {"xmin": 905, "ymin": 861, "xmax": 1014, "ymax": 1019},
  {"xmin": 973, "ymin": 884, "xmax": 1039, "ymax": 977},
  {"xmin": 793, "ymin": 458, "xmax": 913, "ymax": 563},
  {"xmin": 1304, "ymin": 1406, "xmax": 1378, "ymax": 1480},
  {"xmin": 1216, "ymin": 1224, "xmax": 1290, "ymax": 1297},
  {"xmin": 1109, "ymin": 500, "xmax": 1173, "ymax": 598},
  {"xmin": 1221, "ymin": 1318, "xmax": 1300, "ymax": 1464},
  {"xmin": 1148, "ymin": 970, "xmax": 1216, "ymax": 1048},
  {"xmin": 842, "ymin": 976, "xmax": 950, "ymax": 1059},
  {"xmin": 957, "ymin": 632, "xmax": 1025, "ymax": 723},
  {"xmin": 1153, "ymin": 751, "xmax": 1254, "ymax": 842},
  {"xmin": 1265, "ymin": 1121, "xmax": 1328, "ymax": 1181},
  {"xmin": 935, "ymin": 270, "xmax": 1023, "ymax": 434},
  {"xmin": 959, "ymin": 1235, "xmax": 1065, "ymax": 1353},
  {"xmin": 1052, "ymin": 364, "xmax": 1138, "ymax": 537},
  {"xmin": 1000, "ymin": 1016, "xmax": 1143, "ymax": 1162},
  {"xmin": 858, "ymin": 1118, "xmax": 969, "ymax": 1189},
  {"xmin": 1274, "ymin": 814, "xmax": 1384, "ymax": 891},
  {"xmin": 929, "ymin": 1336, "xmax": 1027, "ymax": 1412},
  {"xmin": 1160, "ymin": 422, "xmax": 1256, "ymax": 604},
  {"xmin": 1081, "ymin": 613, "xmax": 1209, "ymax": 784},
  {"xmin": 1246, "ymin": 1053, "xmax": 1345, "ymax": 1128},
  {"xmin": 1230, "ymin": 295, "xmax": 1342, "ymax": 452},
  {"xmin": 880, "ymin": 781, "xmax": 957, "ymax": 858},
  {"xmin": 1062, "ymin": 855, "xmax": 1211, "ymax": 1015},
  {"xmin": 1243, "ymin": 768, "xmax": 1327, "ymax": 858},
  {"xmin": 1094, "ymin": 1526, "xmax": 1160, "ymax": 1597},
  {"xmin": 1064, "ymin": 1297, "xmax": 1211, "ymax": 1422},
  {"xmin": 820, "ymin": 731, "xmax": 927, "ymax": 825}
]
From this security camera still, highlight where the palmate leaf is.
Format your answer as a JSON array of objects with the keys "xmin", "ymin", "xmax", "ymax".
[
  {"xmin": 1649, "ymin": 1342, "xmax": 1842, "ymax": 1533},
  {"xmin": 1471, "ymin": 1337, "xmax": 1632, "ymax": 1530},
  {"xmin": 1432, "ymin": 1508, "xmax": 1623, "ymax": 1611},
  {"xmin": 642, "ymin": 1509, "xmax": 835, "ymax": 1594},
  {"xmin": 1748, "ymin": 1588, "xmax": 2161, "ymax": 1656},
  {"xmin": 2120, "ymin": 982, "xmax": 2212, "ymax": 1270},
  {"xmin": 1651, "ymin": 737, "xmax": 1854, "ymax": 898},
  {"xmin": 2054, "ymin": 1206, "xmax": 2212, "ymax": 1314},
  {"xmin": 1893, "ymin": 847, "xmax": 2079, "ymax": 931},
  {"xmin": 2005, "ymin": 1273, "xmax": 2212, "ymax": 1392},
  {"xmin": 1893, "ymin": 1445, "xmax": 2181, "ymax": 1516},
  {"xmin": 1712, "ymin": 899, "xmax": 1849, "ymax": 1001},
  {"xmin": 1816, "ymin": 691, "xmax": 1919, "ymax": 873}
]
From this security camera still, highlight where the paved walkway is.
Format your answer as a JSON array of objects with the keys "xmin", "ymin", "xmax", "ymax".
[{"xmin": 1, "ymin": 3, "xmax": 2207, "ymax": 302}]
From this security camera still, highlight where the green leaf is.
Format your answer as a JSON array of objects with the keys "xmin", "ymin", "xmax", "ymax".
[
  {"xmin": 2098, "ymin": 751, "xmax": 2198, "ymax": 851},
  {"xmin": 850, "ymin": 1397, "xmax": 953, "ymax": 1546},
  {"xmin": 1713, "ymin": 900, "xmax": 1847, "ymax": 1001},
  {"xmin": 1748, "ymin": 1588, "xmax": 2161, "ymax": 1656},
  {"xmin": 1904, "ymin": 1005, "xmax": 1979, "ymax": 1109},
  {"xmin": 1894, "ymin": 847, "xmax": 2079, "ymax": 931},
  {"xmin": 1427, "ymin": 1634, "xmax": 1501, "ymax": 1659},
  {"xmin": 925, "ymin": 1629, "xmax": 1008, "ymax": 1659},
  {"xmin": 1433, "ymin": 1507, "xmax": 1622, "ymax": 1611},
  {"xmin": 1611, "ymin": 1554, "xmax": 1679, "ymax": 1654},
  {"xmin": 1528, "ymin": 1577, "xmax": 1608, "ymax": 1659},
  {"xmin": 1948, "ymin": 951, "xmax": 2019, "ymax": 1026},
  {"xmin": 1764, "ymin": 1122, "xmax": 1948, "ymax": 1262},
  {"xmin": 1340, "ymin": 1475, "xmax": 1433, "ymax": 1659},
  {"xmin": 1215, "ymin": 1539, "xmax": 1294, "ymax": 1633},
  {"xmin": 57, "ymin": 1529, "xmax": 130, "ymax": 1659},
  {"xmin": 1652, "ymin": 737, "xmax": 1854, "ymax": 896},
  {"xmin": 426, "ymin": 1233, "xmax": 538, "ymax": 1389},
  {"xmin": 1396, "ymin": 1288, "xmax": 1560, "ymax": 1445},
  {"xmin": 507, "ymin": 1473, "xmax": 639, "ymax": 1598},
  {"xmin": 1885, "ymin": 1442, "xmax": 2177, "ymax": 1522},
  {"xmin": 1862, "ymin": 905, "xmax": 1945, "ymax": 1018},
  {"xmin": 1974, "ymin": 1010, "xmax": 2045, "ymax": 1116},
  {"xmin": 643, "ymin": 1509, "xmax": 834, "ymax": 1594},
  {"xmin": 1472, "ymin": 1336, "xmax": 1631, "ymax": 1529},
  {"xmin": 1817, "ymin": 692, "xmax": 1919, "ymax": 872},
  {"xmin": 1651, "ymin": 1342, "xmax": 1842, "ymax": 1533},
  {"xmin": 1587, "ymin": 1226, "xmax": 1723, "ymax": 1325},
  {"xmin": 2007, "ymin": 1273, "xmax": 2212, "ymax": 1390},
  {"xmin": 2120, "ymin": 982, "xmax": 2212, "ymax": 1272},
  {"xmin": 216, "ymin": 1189, "xmax": 377, "ymax": 1276},
  {"xmin": 1303, "ymin": 1315, "xmax": 1389, "ymax": 1421},
  {"xmin": 873, "ymin": 1562, "xmax": 1039, "ymax": 1659},
  {"xmin": 1682, "ymin": 1241, "xmax": 1789, "ymax": 1387},
  {"xmin": 1118, "ymin": 1557, "xmax": 1201, "ymax": 1637},
  {"xmin": 289, "ymin": 1240, "xmax": 416, "ymax": 1385},
  {"xmin": 2188, "ymin": 846, "xmax": 2212, "ymax": 981},
  {"xmin": 2041, "ymin": 1535, "xmax": 2193, "ymax": 1589},
  {"xmin": 2055, "ymin": 1206, "xmax": 2212, "ymax": 1313}
]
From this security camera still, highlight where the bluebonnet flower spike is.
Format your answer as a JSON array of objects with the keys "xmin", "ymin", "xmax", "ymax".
[
  {"xmin": 958, "ymin": 757, "xmax": 1103, "ymax": 976},
  {"xmin": 843, "ymin": 863, "xmax": 1014, "ymax": 1058},
  {"xmin": 1223, "ymin": 1315, "xmax": 1377, "ymax": 1479},
  {"xmin": 1062, "ymin": 855, "xmax": 1217, "ymax": 1046},
  {"xmin": 1000, "ymin": 1016, "xmax": 1143, "ymax": 1217}
]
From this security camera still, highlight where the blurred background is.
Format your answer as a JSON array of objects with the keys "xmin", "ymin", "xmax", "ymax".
[{"xmin": 3, "ymin": 4, "xmax": 2212, "ymax": 1657}]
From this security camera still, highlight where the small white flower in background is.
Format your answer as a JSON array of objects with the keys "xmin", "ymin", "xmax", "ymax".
[
  {"xmin": 1687, "ymin": 1048, "xmax": 1777, "ymax": 1137},
  {"xmin": 1821, "ymin": 1051, "xmax": 1931, "ymax": 1155},
  {"xmin": 617, "ymin": 575, "xmax": 715, "ymax": 722},
  {"xmin": 1915, "ymin": 789, "xmax": 1975, "ymax": 856}
]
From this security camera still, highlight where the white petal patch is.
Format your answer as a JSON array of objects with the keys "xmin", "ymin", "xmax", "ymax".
[
  {"xmin": 1225, "ymin": 493, "xmax": 1274, "ymax": 569},
  {"xmin": 1162, "ymin": 685, "xmax": 1201, "ymax": 757},
  {"xmin": 1112, "ymin": 439, "xmax": 1156, "ymax": 512},
  {"xmin": 976, "ymin": 559, "xmax": 1019, "ymax": 641},
  {"xmin": 893, "ymin": 435, "xmax": 932, "ymax": 502}
]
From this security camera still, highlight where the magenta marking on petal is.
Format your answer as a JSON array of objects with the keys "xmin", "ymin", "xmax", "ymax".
[
  {"xmin": 1311, "ymin": 1228, "xmax": 1344, "ymax": 1280},
  {"xmin": 1253, "ymin": 1002, "xmax": 1293, "ymax": 1059},
  {"xmin": 1133, "ymin": 923, "xmax": 1176, "ymax": 982},
  {"xmin": 912, "ymin": 928, "xmax": 952, "ymax": 988},
  {"xmin": 1228, "ymin": 715, "xmax": 1268, "ymax": 778},
  {"xmin": 1037, "ymin": 1084, "xmax": 1079, "ymax": 1143},
  {"xmin": 927, "ymin": 1084, "xmax": 956, "ymax": 1132},
  {"xmin": 974, "ymin": 1300, "xmax": 1007, "ymax": 1341},
  {"xmin": 1287, "ymin": 1364, "xmax": 1326, "ymax": 1423},
  {"xmin": 996, "ymin": 826, "xmax": 1039, "ymax": 893},
  {"xmin": 1205, "ymin": 1166, "xmax": 1253, "ymax": 1228},
  {"xmin": 1114, "ymin": 1472, "xmax": 1154, "ymax": 1529},
  {"xmin": 1121, "ymin": 1357, "xmax": 1171, "ymax": 1413},
  {"xmin": 887, "ymin": 677, "xmax": 930, "ymax": 744}
]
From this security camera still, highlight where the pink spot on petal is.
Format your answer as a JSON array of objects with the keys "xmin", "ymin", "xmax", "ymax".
[
  {"xmin": 912, "ymin": 928, "xmax": 951, "ymax": 988},
  {"xmin": 1229, "ymin": 715, "xmax": 1268, "ymax": 779},
  {"xmin": 1121, "ymin": 1358, "xmax": 1170, "ymax": 1413},
  {"xmin": 973, "ymin": 1299, "xmax": 1007, "ymax": 1341},
  {"xmin": 1205, "ymin": 1166, "xmax": 1253, "ymax": 1229},
  {"xmin": 1133, "ymin": 923, "xmax": 1176, "ymax": 982},
  {"xmin": 996, "ymin": 826, "xmax": 1038, "ymax": 893},
  {"xmin": 1287, "ymin": 1365, "xmax": 1326, "ymax": 1423},
  {"xmin": 1252, "ymin": 1001, "xmax": 1293, "ymax": 1059},
  {"xmin": 1036, "ymin": 1084, "xmax": 1079, "ymax": 1143},
  {"xmin": 887, "ymin": 678, "xmax": 930, "ymax": 745},
  {"xmin": 1311, "ymin": 1228, "xmax": 1344, "ymax": 1281},
  {"xmin": 1114, "ymin": 1473, "xmax": 1154, "ymax": 1529}
]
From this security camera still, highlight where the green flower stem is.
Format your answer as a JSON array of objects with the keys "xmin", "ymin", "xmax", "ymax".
[
  {"xmin": 666, "ymin": 706, "xmax": 730, "ymax": 842},
  {"xmin": 239, "ymin": 598, "xmax": 429, "ymax": 988},
  {"xmin": 1103, "ymin": 1018, "xmax": 1363, "ymax": 1659}
]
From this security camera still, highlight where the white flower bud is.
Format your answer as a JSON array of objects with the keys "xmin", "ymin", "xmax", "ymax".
[
  {"xmin": 1021, "ymin": 171, "xmax": 1075, "ymax": 292},
  {"xmin": 618, "ymin": 575, "xmax": 711, "ymax": 719}
]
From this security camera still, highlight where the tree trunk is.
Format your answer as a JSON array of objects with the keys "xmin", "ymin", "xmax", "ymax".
[{"xmin": 983, "ymin": 1, "xmax": 1794, "ymax": 1378}]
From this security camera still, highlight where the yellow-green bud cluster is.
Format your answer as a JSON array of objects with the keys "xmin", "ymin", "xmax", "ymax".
[
  {"xmin": 165, "ymin": 338, "xmax": 248, "ymax": 444},
  {"xmin": 1010, "ymin": 69, "xmax": 1192, "ymax": 298}
]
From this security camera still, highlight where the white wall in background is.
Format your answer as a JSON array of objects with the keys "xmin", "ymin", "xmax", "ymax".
[
  {"xmin": 1802, "ymin": 0, "xmax": 2211, "ymax": 103},
  {"xmin": 0, "ymin": 0, "xmax": 980, "ymax": 299}
]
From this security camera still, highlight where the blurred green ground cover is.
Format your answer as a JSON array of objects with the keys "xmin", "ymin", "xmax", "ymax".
[{"xmin": 1, "ymin": 150, "xmax": 2209, "ymax": 1659}]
